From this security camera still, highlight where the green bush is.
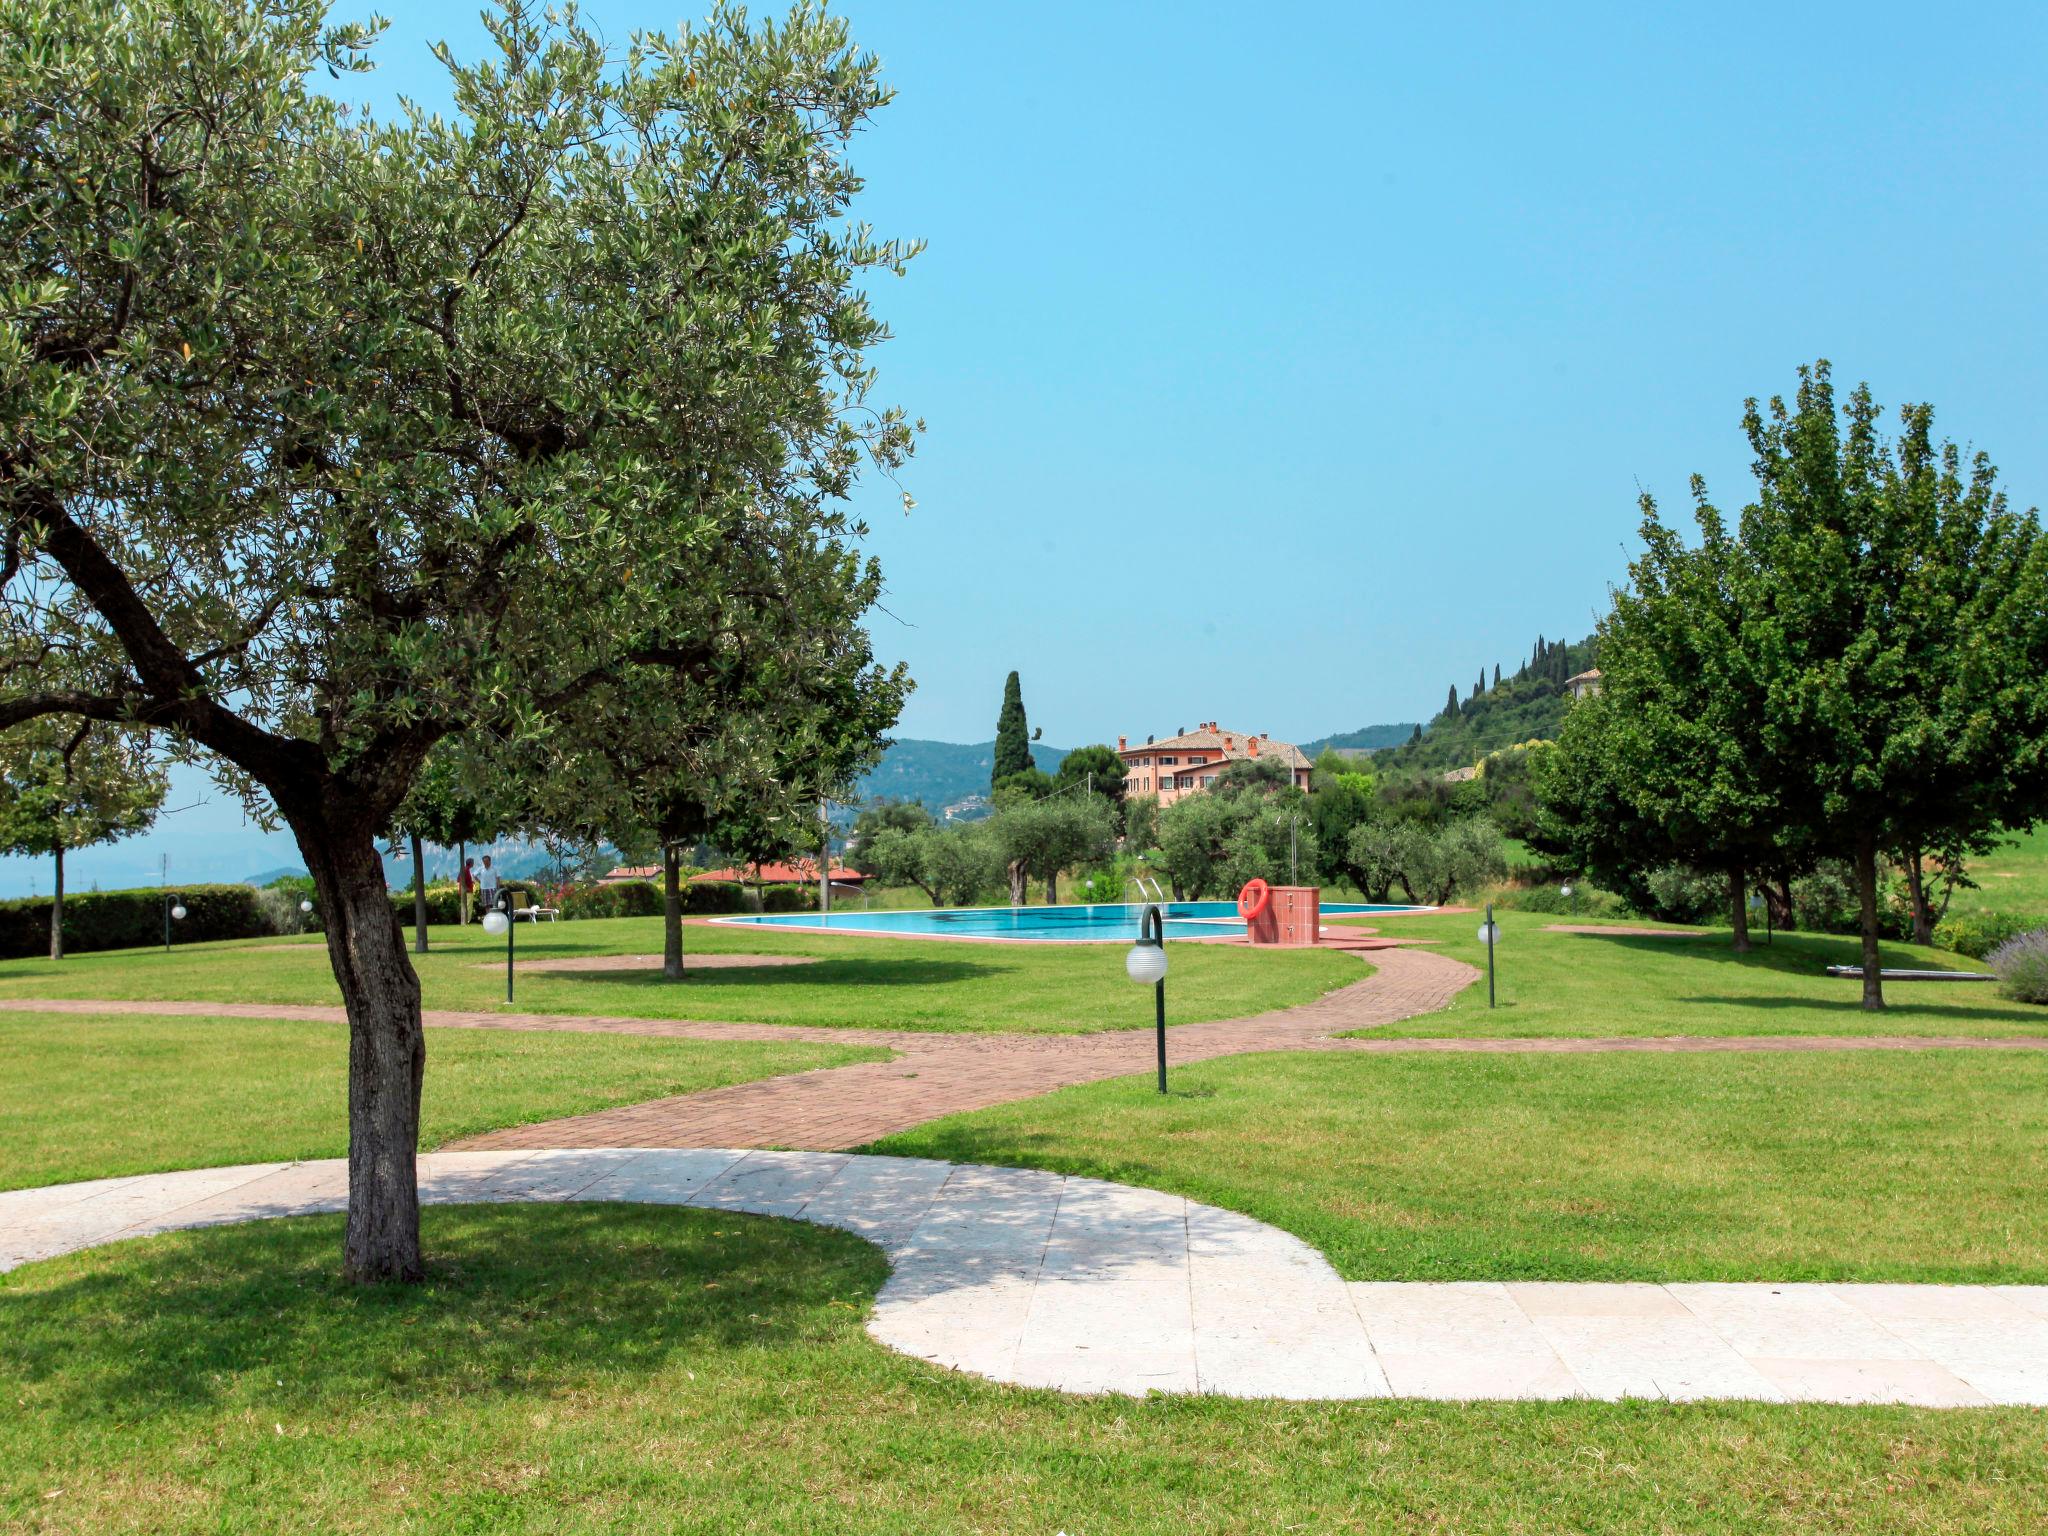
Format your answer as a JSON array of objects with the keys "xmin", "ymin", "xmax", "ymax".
[
  {"xmin": 1988, "ymin": 930, "xmax": 2048, "ymax": 1004},
  {"xmin": 390, "ymin": 882, "xmax": 463, "ymax": 928},
  {"xmin": 1936, "ymin": 910, "xmax": 2048, "ymax": 960},
  {"xmin": 0, "ymin": 883, "xmax": 273, "ymax": 959},
  {"xmin": 1640, "ymin": 865, "xmax": 1725, "ymax": 925},
  {"xmin": 1494, "ymin": 882, "xmax": 1621, "ymax": 918},
  {"xmin": 759, "ymin": 884, "xmax": 817, "ymax": 913},
  {"xmin": 682, "ymin": 881, "xmax": 749, "ymax": 915},
  {"xmin": 561, "ymin": 881, "xmax": 664, "ymax": 920}
]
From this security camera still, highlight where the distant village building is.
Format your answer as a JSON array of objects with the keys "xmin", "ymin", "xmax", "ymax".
[
  {"xmin": 1439, "ymin": 765, "xmax": 1483, "ymax": 784},
  {"xmin": 599, "ymin": 861, "xmax": 868, "ymax": 887},
  {"xmin": 942, "ymin": 793, "xmax": 990, "ymax": 822},
  {"xmin": 1116, "ymin": 723, "xmax": 1313, "ymax": 807},
  {"xmin": 1566, "ymin": 668, "xmax": 1603, "ymax": 700}
]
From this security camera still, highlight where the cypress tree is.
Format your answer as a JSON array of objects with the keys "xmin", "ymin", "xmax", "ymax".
[
  {"xmin": 1443, "ymin": 684, "xmax": 1459, "ymax": 717},
  {"xmin": 1493, "ymin": 663, "xmax": 1501, "ymax": 688},
  {"xmin": 1409, "ymin": 724, "xmax": 1422, "ymax": 744},
  {"xmin": 992, "ymin": 671, "xmax": 1032, "ymax": 784}
]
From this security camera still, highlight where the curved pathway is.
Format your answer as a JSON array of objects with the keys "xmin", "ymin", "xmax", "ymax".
[{"xmin": 6, "ymin": 1149, "xmax": 2043, "ymax": 1406}]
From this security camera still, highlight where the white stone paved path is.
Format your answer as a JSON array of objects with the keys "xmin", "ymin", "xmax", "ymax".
[{"xmin": 6, "ymin": 1149, "xmax": 2046, "ymax": 1407}]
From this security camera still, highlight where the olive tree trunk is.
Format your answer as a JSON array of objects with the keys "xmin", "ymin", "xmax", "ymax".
[
  {"xmin": 49, "ymin": 844, "xmax": 64, "ymax": 961},
  {"xmin": 1727, "ymin": 865, "xmax": 1750, "ymax": 952},
  {"xmin": 1854, "ymin": 830, "xmax": 1885, "ymax": 1011},
  {"xmin": 663, "ymin": 842, "xmax": 685, "ymax": 981},
  {"xmin": 302, "ymin": 815, "xmax": 427, "ymax": 1283},
  {"xmin": 1903, "ymin": 851, "xmax": 1937, "ymax": 946},
  {"xmin": 1007, "ymin": 859, "xmax": 1028, "ymax": 906}
]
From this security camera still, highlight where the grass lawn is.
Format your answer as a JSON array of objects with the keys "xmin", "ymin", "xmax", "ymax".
[
  {"xmin": 1350, "ymin": 909, "xmax": 2048, "ymax": 1038},
  {"xmin": 0, "ymin": 918, "xmax": 1365, "ymax": 1035},
  {"xmin": 1947, "ymin": 822, "xmax": 2048, "ymax": 916},
  {"xmin": 877, "ymin": 1048, "xmax": 2048, "ymax": 1284},
  {"xmin": 5, "ymin": 1206, "xmax": 2044, "ymax": 1535},
  {"xmin": 0, "ymin": 1011, "xmax": 881, "ymax": 1191}
]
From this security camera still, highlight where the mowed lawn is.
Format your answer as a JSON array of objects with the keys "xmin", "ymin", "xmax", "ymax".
[
  {"xmin": 0, "ymin": 917, "xmax": 1366, "ymax": 1035},
  {"xmin": 1947, "ymin": 821, "xmax": 2048, "ymax": 916},
  {"xmin": 0, "ymin": 1012, "xmax": 881, "ymax": 1191},
  {"xmin": 4, "ymin": 1206, "xmax": 2044, "ymax": 1536},
  {"xmin": 877, "ymin": 1047, "xmax": 2048, "ymax": 1284},
  {"xmin": 1348, "ymin": 909, "xmax": 2048, "ymax": 1038}
]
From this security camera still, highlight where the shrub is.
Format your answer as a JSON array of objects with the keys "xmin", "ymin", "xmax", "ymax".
[
  {"xmin": 253, "ymin": 881, "xmax": 321, "ymax": 935},
  {"xmin": 0, "ymin": 883, "xmax": 273, "ymax": 959},
  {"xmin": 1640, "ymin": 865, "xmax": 1725, "ymax": 925},
  {"xmin": 759, "ymin": 884, "xmax": 817, "ymax": 913},
  {"xmin": 390, "ymin": 883, "xmax": 463, "ymax": 928},
  {"xmin": 1936, "ymin": 910, "xmax": 2048, "ymax": 961},
  {"xmin": 682, "ymin": 880, "xmax": 749, "ymax": 915},
  {"xmin": 1987, "ymin": 929, "xmax": 2048, "ymax": 1004},
  {"xmin": 561, "ymin": 881, "xmax": 664, "ymax": 920},
  {"xmin": 1493, "ymin": 882, "xmax": 1621, "ymax": 918},
  {"xmin": 1072, "ymin": 864, "xmax": 1126, "ymax": 904}
]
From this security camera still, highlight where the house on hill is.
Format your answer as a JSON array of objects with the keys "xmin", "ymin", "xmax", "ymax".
[
  {"xmin": 1566, "ymin": 668, "xmax": 1603, "ymax": 700},
  {"xmin": 1116, "ymin": 723, "xmax": 1313, "ymax": 807}
]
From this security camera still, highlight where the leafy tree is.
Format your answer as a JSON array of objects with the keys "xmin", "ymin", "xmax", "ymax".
[
  {"xmin": 851, "ymin": 799, "xmax": 934, "ymax": 848},
  {"xmin": 1347, "ymin": 818, "xmax": 1504, "ymax": 905},
  {"xmin": 991, "ymin": 766, "xmax": 1054, "ymax": 804},
  {"xmin": 1156, "ymin": 791, "xmax": 1237, "ymax": 899},
  {"xmin": 1220, "ymin": 798, "xmax": 1318, "ymax": 891},
  {"xmin": 992, "ymin": 671, "xmax": 1032, "ymax": 784},
  {"xmin": 863, "ymin": 820, "xmax": 999, "ymax": 907},
  {"xmin": 1053, "ymin": 743, "xmax": 1126, "ymax": 812},
  {"xmin": 1309, "ymin": 759, "xmax": 1379, "ymax": 892},
  {"xmin": 0, "ymin": 722, "xmax": 165, "ymax": 957},
  {"xmin": 1710, "ymin": 363, "xmax": 2047, "ymax": 1002},
  {"xmin": 0, "ymin": 0, "xmax": 917, "ymax": 1279},
  {"xmin": 390, "ymin": 740, "xmax": 517, "ymax": 948},
  {"xmin": 1121, "ymin": 791, "xmax": 1160, "ymax": 852},
  {"xmin": 989, "ymin": 794, "xmax": 1113, "ymax": 905}
]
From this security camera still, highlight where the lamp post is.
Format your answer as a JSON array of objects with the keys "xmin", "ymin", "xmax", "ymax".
[
  {"xmin": 1477, "ymin": 903, "xmax": 1500, "ymax": 1008},
  {"xmin": 482, "ymin": 891, "xmax": 514, "ymax": 1004},
  {"xmin": 1749, "ymin": 890, "xmax": 1772, "ymax": 946},
  {"xmin": 1561, "ymin": 883, "xmax": 1576, "ymax": 918},
  {"xmin": 164, "ymin": 895, "xmax": 186, "ymax": 952},
  {"xmin": 1126, "ymin": 904, "xmax": 1169, "ymax": 1093}
]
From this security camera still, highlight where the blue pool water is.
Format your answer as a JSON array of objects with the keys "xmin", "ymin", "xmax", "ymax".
[{"xmin": 712, "ymin": 900, "xmax": 1427, "ymax": 943}]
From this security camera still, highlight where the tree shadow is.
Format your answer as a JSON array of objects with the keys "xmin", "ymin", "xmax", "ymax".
[{"xmin": 3, "ymin": 1204, "xmax": 886, "ymax": 1422}]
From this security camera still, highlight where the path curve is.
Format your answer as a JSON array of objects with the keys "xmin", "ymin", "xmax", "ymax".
[{"xmin": 5, "ymin": 1149, "xmax": 2041, "ymax": 1406}]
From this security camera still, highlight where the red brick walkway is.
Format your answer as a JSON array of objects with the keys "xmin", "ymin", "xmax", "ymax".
[{"xmin": 10, "ymin": 949, "xmax": 2043, "ymax": 1151}]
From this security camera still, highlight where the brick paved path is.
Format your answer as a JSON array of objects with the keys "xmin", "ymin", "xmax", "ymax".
[{"xmin": 10, "ymin": 947, "xmax": 2044, "ymax": 1151}]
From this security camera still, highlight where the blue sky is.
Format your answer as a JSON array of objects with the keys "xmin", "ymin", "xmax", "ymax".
[{"xmin": 8, "ymin": 0, "xmax": 2045, "ymax": 893}]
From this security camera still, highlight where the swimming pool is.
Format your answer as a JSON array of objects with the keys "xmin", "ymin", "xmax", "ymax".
[{"xmin": 711, "ymin": 900, "xmax": 1429, "ymax": 943}]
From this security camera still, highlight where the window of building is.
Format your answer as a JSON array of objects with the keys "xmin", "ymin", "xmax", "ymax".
[{"xmin": 1159, "ymin": 755, "xmax": 1177, "ymax": 766}]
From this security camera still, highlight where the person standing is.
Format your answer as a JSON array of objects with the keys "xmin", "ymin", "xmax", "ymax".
[
  {"xmin": 459, "ymin": 857, "xmax": 476, "ymax": 924},
  {"xmin": 478, "ymin": 854, "xmax": 499, "ymax": 915}
]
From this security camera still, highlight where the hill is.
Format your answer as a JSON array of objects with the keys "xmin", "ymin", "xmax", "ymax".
[
  {"xmin": 854, "ymin": 738, "xmax": 1068, "ymax": 816},
  {"xmin": 1371, "ymin": 633, "xmax": 1596, "ymax": 775},
  {"xmin": 1300, "ymin": 722, "xmax": 1419, "ymax": 758}
]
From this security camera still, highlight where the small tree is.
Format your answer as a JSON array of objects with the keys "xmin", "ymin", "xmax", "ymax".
[
  {"xmin": 1054, "ymin": 744, "xmax": 1126, "ymax": 811},
  {"xmin": 0, "ymin": 722, "xmax": 165, "ymax": 958},
  {"xmin": 989, "ymin": 794, "xmax": 1113, "ymax": 905},
  {"xmin": 992, "ymin": 671, "xmax": 1033, "ymax": 784}
]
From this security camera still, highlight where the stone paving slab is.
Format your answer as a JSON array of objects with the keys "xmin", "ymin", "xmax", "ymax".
[{"xmin": 6, "ymin": 1149, "xmax": 2045, "ymax": 1407}]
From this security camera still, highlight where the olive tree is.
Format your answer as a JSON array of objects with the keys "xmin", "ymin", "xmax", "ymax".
[{"xmin": 1, "ymin": 0, "xmax": 917, "ymax": 1278}]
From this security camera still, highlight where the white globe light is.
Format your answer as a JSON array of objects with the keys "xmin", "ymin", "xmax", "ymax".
[
  {"xmin": 1126, "ymin": 942, "xmax": 1169, "ymax": 986},
  {"xmin": 300, "ymin": 899, "xmax": 314, "ymax": 914},
  {"xmin": 170, "ymin": 903, "xmax": 187, "ymax": 921},
  {"xmin": 1560, "ymin": 884, "xmax": 1573, "ymax": 898},
  {"xmin": 1476, "ymin": 920, "xmax": 1499, "ymax": 944},
  {"xmin": 482, "ymin": 910, "xmax": 510, "ymax": 937}
]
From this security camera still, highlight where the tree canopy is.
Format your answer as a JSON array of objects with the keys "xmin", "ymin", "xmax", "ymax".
[
  {"xmin": 0, "ymin": 0, "xmax": 917, "ymax": 1278},
  {"xmin": 991, "ymin": 671, "xmax": 1032, "ymax": 784}
]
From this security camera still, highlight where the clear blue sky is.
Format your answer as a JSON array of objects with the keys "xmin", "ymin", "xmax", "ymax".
[{"xmin": 8, "ymin": 0, "xmax": 2045, "ymax": 892}]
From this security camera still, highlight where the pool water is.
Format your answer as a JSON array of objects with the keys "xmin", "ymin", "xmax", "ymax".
[{"xmin": 712, "ymin": 900, "xmax": 1427, "ymax": 943}]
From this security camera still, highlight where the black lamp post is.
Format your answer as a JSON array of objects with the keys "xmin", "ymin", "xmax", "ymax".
[
  {"xmin": 163, "ymin": 894, "xmax": 186, "ymax": 951},
  {"xmin": 482, "ymin": 891, "xmax": 515, "ymax": 1003},
  {"xmin": 1127, "ymin": 903, "xmax": 1169, "ymax": 1092},
  {"xmin": 1478, "ymin": 903, "xmax": 1500, "ymax": 1008}
]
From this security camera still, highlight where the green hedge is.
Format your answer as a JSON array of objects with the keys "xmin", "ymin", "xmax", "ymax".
[
  {"xmin": 561, "ymin": 881, "xmax": 664, "ymax": 920},
  {"xmin": 1935, "ymin": 910, "xmax": 2048, "ymax": 960},
  {"xmin": 0, "ymin": 884, "xmax": 273, "ymax": 960},
  {"xmin": 683, "ymin": 881, "xmax": 750, "ymax": 915}
]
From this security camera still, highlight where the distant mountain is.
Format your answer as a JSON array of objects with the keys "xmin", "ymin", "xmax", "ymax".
[
  {"xmin": 1299, "ymin": 722, "xmax": 1419, "ymax": 758},
  {"xmin": 854, "ymin": 738, "xmax": 1068, "ymax": 815},
  {"xmin": 242, "ymin": 866, "xmax": 307, "ymax": 887},
  {"xmin": 1372, "ymin": 633, "xmax": 1596, "ymax": 774}
]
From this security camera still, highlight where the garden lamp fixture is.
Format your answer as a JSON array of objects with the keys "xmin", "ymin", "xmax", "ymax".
[
  {"xmin": 1126, "ymin": 904, "xmax": 1169, "ymax": 1093},
  {"xmin": 482, "ymin": 892, "xmax": 515, "ymax": 1003},
  {"xmin": 1560, "ymin": 882, "xmax": 1576, "ymax": 917},
  {"xmin": 300, "ymin": 898, "xmax": 314, "ymax": 915},
  {"xmin": 164, "ymin": 896, "xmax": 186, "ymax": 951},
  {"xmin": 1477, "ymin": 903, "xmax": 1501, "ymax": 1008},
  {"xmin": 1749, "ymin": 889, "xmax": 1773, "ymax": 946}
]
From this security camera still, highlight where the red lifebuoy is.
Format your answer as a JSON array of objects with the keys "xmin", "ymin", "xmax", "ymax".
[{"xmin": 1237, "ymin": 878, "xmax": 1272, "ymax": 921}]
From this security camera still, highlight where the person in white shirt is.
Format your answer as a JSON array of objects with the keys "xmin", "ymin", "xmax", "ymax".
[{"xmin": 478, "ymin": 855, "xmax": 499, "ymax": 913}]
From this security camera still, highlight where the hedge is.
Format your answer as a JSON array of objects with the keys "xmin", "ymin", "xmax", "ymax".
[{"xmin": 0, "ymin": 883, "xmax": 274, "ymax": 960}]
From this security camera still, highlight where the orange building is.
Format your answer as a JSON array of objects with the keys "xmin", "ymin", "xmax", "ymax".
[{"xmin": 1116, "ymin": 723, "xmax": 1314, "ymax": 807}]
